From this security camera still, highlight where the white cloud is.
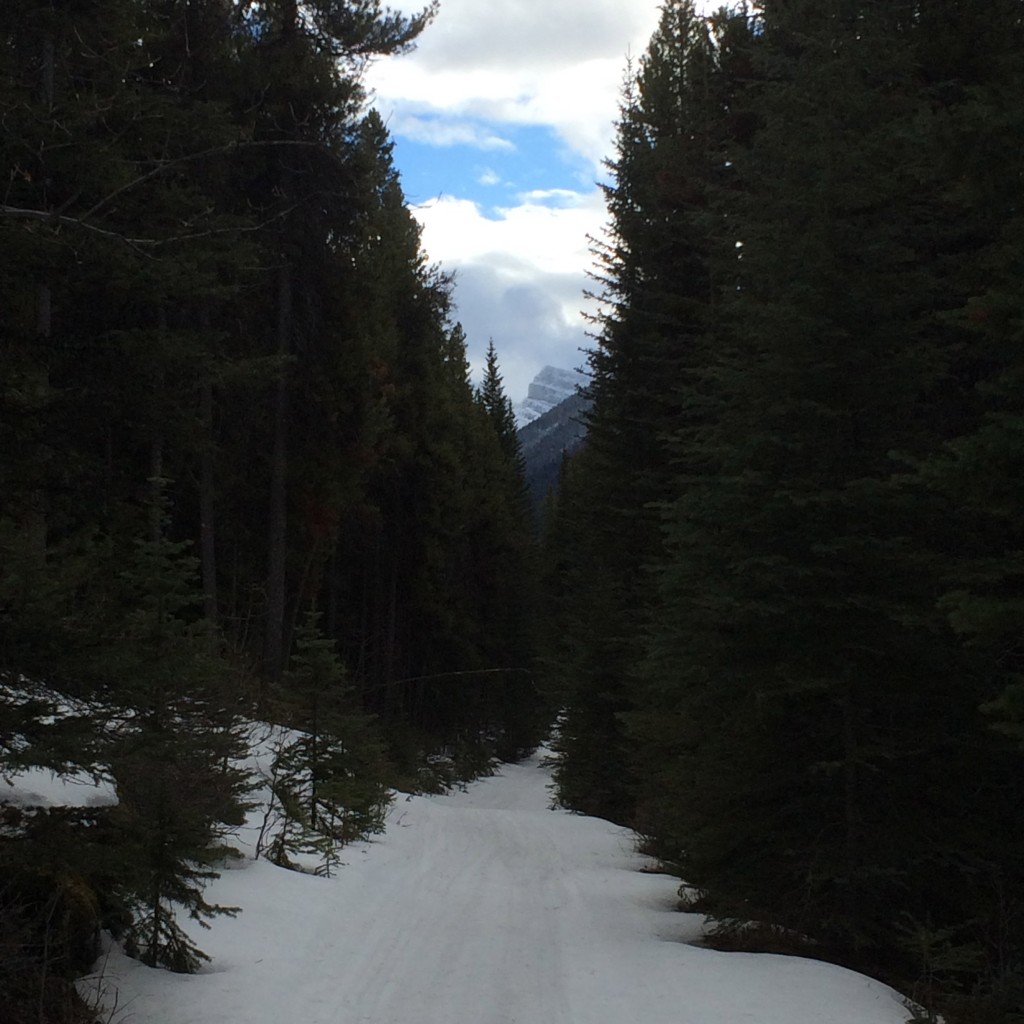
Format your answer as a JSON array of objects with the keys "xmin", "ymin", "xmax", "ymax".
[
  {"xmin": 453, "ymin": 261, "xmax": 593, "ymax": 406},
  {"xmin": 361, "ymin": 0, "xmax": 669, "ymax": 401},
  {"xmin": 411, "ymin": 193, "xmax": 605, "ymax": 401},
  {"xmin": 392, "ymin": 0, "xmax": 660, "ymax": 73},
  {"xmin": 414, "ymin": 190, "xmax": 604, "ymax": 277},
  {"xmin": 368, "ymin": 52, "xmax": 641, "ymax": 171},
  {"xmin": 385, "ymin": 111, "xmax": 515, "ymax": 151},
  {"xmin": 517, "ymin": 188, "xmax": 590, "ymax": 207},
  {"xmin": 366, "ymin": 0, "xmax": 662, "ymax": 168}
]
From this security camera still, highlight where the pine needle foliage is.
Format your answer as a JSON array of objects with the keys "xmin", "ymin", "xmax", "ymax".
[
  {"xmin": 261, "ymin": 613, "xmax": 391, "ymax": 875},
  {"xmin": 542, "ymin": 0, "xmax": 1024, "ymax": 1013},
  {"xmin": 99, "ymin": 527, "xmax": 251, "ymax": 973}
]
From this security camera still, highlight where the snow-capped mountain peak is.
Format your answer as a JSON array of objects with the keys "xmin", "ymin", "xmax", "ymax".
[{"xmin": 516, "ymin": 365, "xmax": 587, "ymax": 426}]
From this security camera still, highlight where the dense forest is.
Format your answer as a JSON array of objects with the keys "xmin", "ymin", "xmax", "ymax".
[
  {"xmin": 4, "ymin": 0, "xmax": 1024, "ymax": 1022},
  {"xmin": 1, "ymin": 1, "xmax": 542, "ymax": 1018},
  {"xmin": 543, "ymin": 1, "xmax": 1024, "ymax": 1021}
]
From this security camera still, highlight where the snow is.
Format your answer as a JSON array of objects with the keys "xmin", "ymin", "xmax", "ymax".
[
  {"xmin": 3, "ymin": 766, "xmax": 118, "ymax": 809},
  {"xmin": 83, "ymin": 752, "xmax": 910, "ymax": 1024},
  {"xmin": 2, "ymin": 681, "xmax": 119, "ymax": 808},
  {"xmin": 516, "ymin": 365, "xmax": 587, "ymax": 426}
]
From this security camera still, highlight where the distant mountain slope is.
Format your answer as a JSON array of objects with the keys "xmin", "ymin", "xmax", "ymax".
[
  {"xmin": 518, "ymin": 390, "xmax": 590, "ymax": 511},
  {"xmin": 516, "ymin": 365, "xmax": 588, "ymax": 426}
]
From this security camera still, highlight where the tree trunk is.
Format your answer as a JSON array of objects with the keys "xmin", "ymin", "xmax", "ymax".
[
  {"xmin": 149, "ymin": 308, "xmax": 168, "ymax": 545},
  {"xmin": 326, "ymin": 546, "xmax": 339, "ymax": 641},
  {"xmin": 25, "ymin": 286, "xmax": 51, "ymax": 565},
  {"xmin": 198, "ymin": 307, "xmax": 218, "ymax": 626},
  {"xmin": 25, "ymin": 33, "xmax": 56, "ymax": 564},
  {"xmin": 265, "ymin": 261, "xmax": 291, "ymax": 680},
  {"xmin": 149, "ymin": 432, "xmax": 164, "ymax": 542}
]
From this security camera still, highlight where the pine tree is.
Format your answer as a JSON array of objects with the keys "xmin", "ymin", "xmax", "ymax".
[
  {"xmin": 636, "ymin": 0, "xmax": 1024, "ymax": 991},
  {"xmin": 478, "ymin": 340, "xmax": 525, "ymax": 473},
  {"xmin": 640, "ymin": 0, "xmax": 964, "ymax": 946},
  {"xmin": 550, "ymin": 0, "xmax": 743, "ymax": 825},
  {"xmin": 901, "ymin": 2, "xmax": 1024, "ymax": 1006},
  {"xmin": 228, "ymin": 0, "xmax": 437, "ymax": 682},
  {"xmin": 1, "ymin": 2, "xmax": 256, "ymax": 987},
  {"xmin": 98, "ymin": 520, "xmax": 251, "ymax": 973},
  {"xmin": 473, "ymin": 341, "xmax": 544, "ymax": 760},
  {"xmin": 0, "ymin": 0, "xmax": 552, "ymax": 1010},
  {"xmin": 542, "ymin": 0, "xmax": 1024, "ymax": 1005},
  {"xmin": 261, "ymin": 612, "xmax": 391, "ymax": 875}
]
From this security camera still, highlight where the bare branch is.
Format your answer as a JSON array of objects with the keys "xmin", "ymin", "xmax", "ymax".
[
  {"xmin": 80, "ymin": 138, "xmax": 343, "ymax": 222},
  {"xmin": 0, "ymin": 138, "xmax": 347, "ymax": 254},
  {"xmin": 0, "ymin": 205, "xmax": 160, "ymax": 256},
  {"xmin": 0, "ymin": 201, "xmax": 298, "ymax": 257}
]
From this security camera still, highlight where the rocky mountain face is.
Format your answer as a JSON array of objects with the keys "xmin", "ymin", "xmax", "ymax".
[
  {"xmin": 517, "ymin": 387, "xmax": 591, "ymax": 512},
  {"xmin": 516, "ymin": 365, "xmax": 588, "ymax": 426}
]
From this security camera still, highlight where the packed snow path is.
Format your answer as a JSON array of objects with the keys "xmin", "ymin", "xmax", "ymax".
[{"xmin": 89, "ymin": 753, "xmax": 909, "ymax": 1024}]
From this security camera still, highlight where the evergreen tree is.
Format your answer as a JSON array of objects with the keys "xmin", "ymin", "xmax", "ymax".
[
  {"xmin": 545, "ymin": 0, "xmax": 1024, "ymax": 1009},
  {"xmin": 0, "ymin": 0, "xmax": 547, "ymax": 1010},
  {"xmin": 550, "ymin": 0, "xmax": 745, "ymax": 825},
  {"xmin": 478, "ymin": 339, "xmax": 525, "ymax": 473},
  {"xmin": 637, "ymin": 0, "xmax": 986, "ymax": 953},
  {"xmin": 474, "ymin": 341, "xmax": 544, "ymax": 759},
  {"xmin": 260, "ymin": 612, "xmax": 391, "ymax": 875},
  {"xmin": 95, "ymin": 517, "xmax": 251, "ymax": 973},
  {"xmin": 227, "ymin": 0, "xmax": 437, "ymax": 682}
]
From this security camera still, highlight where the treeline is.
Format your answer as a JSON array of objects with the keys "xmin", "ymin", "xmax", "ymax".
[
  {"xmin": 543, "ymin": 1, "xmax": 1024, "ymax": 1019},
  {"xmin": 0, "ymin": 1, "xmax": 541, "ymax": 1018}
]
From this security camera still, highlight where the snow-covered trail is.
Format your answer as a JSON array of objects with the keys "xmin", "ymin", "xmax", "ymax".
[{"xmin": 89, "ymin": 754, "xmax": 910, "ymax": 1024}]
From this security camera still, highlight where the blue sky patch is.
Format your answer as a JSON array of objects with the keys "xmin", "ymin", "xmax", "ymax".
[{"xmin": 388, "ymin": 122, "xmax": 595, "ymax": 219}]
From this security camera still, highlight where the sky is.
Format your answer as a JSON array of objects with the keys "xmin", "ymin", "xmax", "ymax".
[{"xmin": 363, "ymin": 0, "xmax": 671, "ymax": 405}]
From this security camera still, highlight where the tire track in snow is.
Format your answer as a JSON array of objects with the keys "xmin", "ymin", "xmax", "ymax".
[
  {"xmin": 88, "ymin": 754, "xmax": 910, "ymax": 1024},
  {"xmin": 333, "ymin": 799, "xmax": 573, "ymax": 1024}
]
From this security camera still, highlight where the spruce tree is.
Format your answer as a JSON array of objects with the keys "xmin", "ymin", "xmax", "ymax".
[
  {"xmin": 542, "ymin": 0, "xmax": 1024, "ymax": 1006},
  {"xmin": 474, "ymin": 341, "xmax": 543, "ymax": 760},
  {"xmin": 634, "ymin": 0, "xmax": 1024, "ymax": 995},
  {"xmin": 478, "ymin": 340, "xmax": 526, "ymax": 473},
  {"xmin": 227, "ymin": 0, "xmax": 436, "ymax": 682},
  {"xmin": 641, "ymin": 0, "xmax": 965, "ymax": 948},
  {"xmin": 97, "ymin": 519, "xmax": 251, "ymax": 973},
  {"xmin": 261, "ymin": 612, "xmax": 391, "ymax": 875},
  {"xmin": 550, "ymin": 0, "xmax": 743, "ymax": 825}
]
